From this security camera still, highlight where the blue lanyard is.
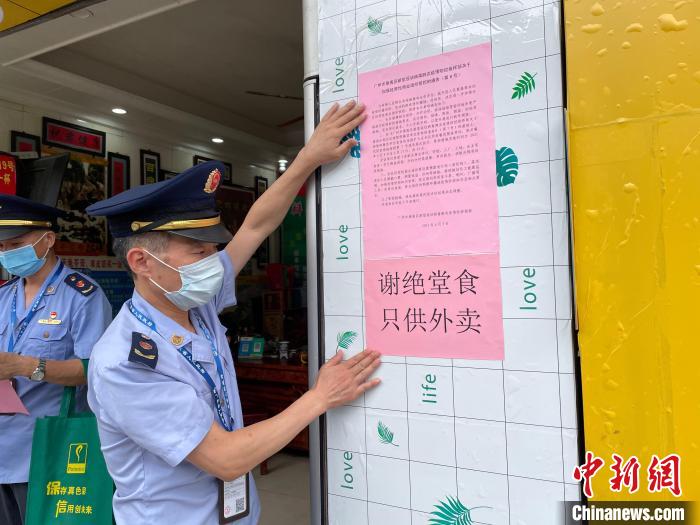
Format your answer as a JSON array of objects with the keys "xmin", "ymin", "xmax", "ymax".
[
  {"xmin": 127, "ymin": 300, "xmax": 234, "ymax": 431},
  {"xmin": 8, "ymin": 261, "xmax": 65, "ymax": 354},
  {"xmin": 191, "ymin": 311, "xmax": 234, "ymax": 432}
]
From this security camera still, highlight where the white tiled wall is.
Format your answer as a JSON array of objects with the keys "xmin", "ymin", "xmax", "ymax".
[{"xmin": 317, "ymin": 1, "xmax": 580, "ymax": 523}]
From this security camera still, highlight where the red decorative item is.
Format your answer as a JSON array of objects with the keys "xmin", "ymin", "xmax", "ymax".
[
  {"xmin": 42, "ymin": 117, "xmax": 106, "ymax": 157},
  {"xmin": 108, "ymin": 152, "xmax": 130, "ymax": 196},
  {"xmin": 10, "ymin": 131, "xmax": 40, "ymax": 154},
  {"xmin": 0, "ymin": 153, "xmax": 18, "ymax": 195}
]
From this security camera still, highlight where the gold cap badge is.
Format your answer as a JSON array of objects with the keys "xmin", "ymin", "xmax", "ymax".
[{"xmin": 204, "ymin": 169, "xmax": 221, "ymax": 194}]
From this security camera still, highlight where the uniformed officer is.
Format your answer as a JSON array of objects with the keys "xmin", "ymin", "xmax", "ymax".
[
  {"xmin": 0, "ymin": 195, "xmax": 112, "ymax": 525},
  {"xmin": 86, "ymin": 100, "xmax": 380, "ymax": 524}
]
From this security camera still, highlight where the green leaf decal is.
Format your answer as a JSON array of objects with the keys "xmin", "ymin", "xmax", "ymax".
[
  {"xmin": 496, "ymin": 146, "xmax": 519, "ymax": 187},
  {"xmin": 367, "ymin": 16, "xmax": 384, "ymax": 34},
  {"xmin": 336, "ymin": 331, "xmax": 358, "ymax": 351},
  {"xmin": 377, "ymin": 421, "xmax": 398, "ymax": 446},
  {"xmin": 511, "ymin": 72, "xmax": 537, "ymax": 100},
  {"xmin": 428, "ymin": 496, "xmax": 474, "ymax": 525}
]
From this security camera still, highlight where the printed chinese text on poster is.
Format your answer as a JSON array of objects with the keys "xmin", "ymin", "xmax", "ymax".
[{"xmin": 359, "ymin": 44, "xmax": 504, "ymax": 359}]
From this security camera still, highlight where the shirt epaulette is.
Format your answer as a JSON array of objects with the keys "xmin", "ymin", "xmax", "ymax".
[
  {"xmin": 64, "ymin": 273, "xmax": 97, "ymax": 297},
  {"xmin": 128, "ymin": 332, "xmax": 158, "ymax": 369}
]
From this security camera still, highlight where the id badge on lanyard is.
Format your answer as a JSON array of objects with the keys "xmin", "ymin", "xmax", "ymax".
[{"xmin": 218, "ymin": 473, "xmax": 250, "ymax": 523}]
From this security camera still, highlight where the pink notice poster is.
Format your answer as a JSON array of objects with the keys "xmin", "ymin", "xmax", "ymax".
[{"xmin": 360, "ymin": 44, "xmax": 504, "ymax": 359}]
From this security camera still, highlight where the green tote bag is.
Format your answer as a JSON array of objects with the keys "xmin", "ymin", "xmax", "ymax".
[{"xmin": 25, "ymin": 386, "xmax": 113, "ymax": 524}]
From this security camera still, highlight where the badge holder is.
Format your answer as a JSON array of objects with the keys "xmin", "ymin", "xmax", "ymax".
[{"xmin": 218, "ymin": 473, "xmax": 250, "ymax": 523}]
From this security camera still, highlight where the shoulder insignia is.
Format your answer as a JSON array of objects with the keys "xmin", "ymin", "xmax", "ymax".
[
  {"xmin": 128, "ymin": 332, "xmax": 158, "ymax": 369},
  {"xmin": 0, "ymin": 277, "xmax": 19, "ymax": 289},
  {"xmin": 64, "ymin": 273, "xmax": 97, "ymax": 297}
]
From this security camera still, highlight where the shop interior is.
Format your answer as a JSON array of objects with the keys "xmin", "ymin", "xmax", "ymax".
[{"xmin": 0, "ymin": 1, "xmax": 311, "ymax": 523}]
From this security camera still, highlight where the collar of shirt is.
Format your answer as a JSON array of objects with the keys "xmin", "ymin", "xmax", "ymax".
[
  {"xmin": 14, "ymin": 259, "xmax": 64, "ymax": 322},
  {"xmin": 130, "ymin": 290, "xmax": 215, "ymax": 364}
]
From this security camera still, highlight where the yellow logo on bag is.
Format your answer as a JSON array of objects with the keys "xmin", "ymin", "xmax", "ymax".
[{"xmin": 66, "ymin": 443, "xmax": 88, "ymax": 474}]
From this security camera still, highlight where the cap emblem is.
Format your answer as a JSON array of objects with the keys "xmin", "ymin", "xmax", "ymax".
[{"xmin": 204, "ymin": 169, "xmax": 221, "ymax": 194}]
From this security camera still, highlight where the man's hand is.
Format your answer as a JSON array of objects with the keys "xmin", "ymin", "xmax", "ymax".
[
  {"xmin": 0, "ymin": 353, "xmax": 33, "ymax": 380},
  {"xmin": 189, "ymin": 349, "xmax": 381, "ymax": 481},
  {"xmin": 298, "ymin": 100, "xmax": 366, "ymax": 168},
  {"xmin": 311, "ymin": 349, "xmax": 381, "ymax": 411},
  {"xmin": 224, "ymin": 100, "xmax": 366, "ymax": 276}
]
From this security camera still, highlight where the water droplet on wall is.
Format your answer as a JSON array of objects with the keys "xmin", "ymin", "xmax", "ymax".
[
  {"xmin": 582, "ymin": 23, "xmax": 603, "ymax": 33},
  {"xmin": 601, "ymin": 408, "xmax": 617, "ymax": 419},
  {"xmin": 591, "ymin": 2, "xmax": 605, "ymax": 15},
  {"xmin": 658, "ymin": 13, "xmax": 688, "ymax": 31},
  {"xmin": 606, "ymin": 379, "xmax": 620, "ymax": 390}
]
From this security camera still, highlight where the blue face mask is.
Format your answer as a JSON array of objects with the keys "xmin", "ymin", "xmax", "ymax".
[{"xmin": 0, "ymin": 232, "xmax": 50, "ymax": 277}]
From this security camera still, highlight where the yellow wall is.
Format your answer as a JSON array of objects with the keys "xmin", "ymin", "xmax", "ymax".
[{"xmin": 565, "ymin": 0, "xmax": 699, "ymax": 501}]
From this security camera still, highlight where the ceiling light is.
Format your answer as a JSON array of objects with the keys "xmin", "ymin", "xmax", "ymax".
[
  {"xmin": 211, "ymin": 137, "xmax": 224, "ymax": 144},
  {"xmin": 112, "ymin": 108, "xmax": 127, "ymax": 115}
]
